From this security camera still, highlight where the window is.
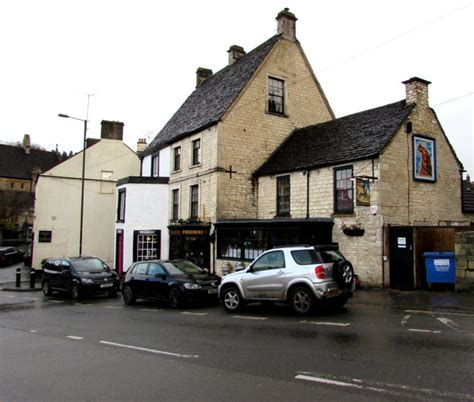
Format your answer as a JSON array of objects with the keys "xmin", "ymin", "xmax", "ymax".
[
  {"xmin": 268, "ymin": 77, "xmax": 285, "ymax": 114},
  {"xmin": 334, "ymin": 166, "xmax": 353, "ymax": 213},
  {"xmin": 117, "ymin": 189, "xmax": 126, "ymax": 222},
  {"xmin": 190, "ymin": 185, "xmax": 199, "ymax": 220},
  {"xmin": 136, "ymin": 232, "xmax": 159, "ymax": 261},
  {"xmin": 276, "ymin": 175, "xmax": 290, "ymax": 216},
  {"xmin": 38, "ymin": 230, "xmax": 52, "ymax": 243},
  {"xmin": 172, "ymin": 189, "xmax": 179, "ymax": 221},
  {"xmin": 192, "ymin": 139, "xmax": 201, "ymax": 165},
  {"xmin": 148, "ymin": 263, "xmax": 165, "ymax": 276},
  {"xmin": 151, "ymin": 155, "xmax": 160, "ymax": 177},
  {"xmin": 173, "ymin": 147, "xmax": 181, "ymax": 171},
  {"xmin": 133, "ymin": 263, "xmax": 149, "ymax": 275},
  {"xmin": 252, "ymin": 251, "xmax": 285, "ymax": 272}
]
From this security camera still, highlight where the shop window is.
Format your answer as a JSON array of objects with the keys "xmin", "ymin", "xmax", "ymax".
[
  {"xmin": 334, "ymin": 166, "xmax": 353, "ymax": 213},
  {"xmin": 133, "ymin": 230, "xmax": 161, "ymax": 262}
]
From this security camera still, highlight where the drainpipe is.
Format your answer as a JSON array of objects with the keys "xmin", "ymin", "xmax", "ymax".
[{"xmin": 306, "ymin": 170, "xmax": 310, "ymax": 218}]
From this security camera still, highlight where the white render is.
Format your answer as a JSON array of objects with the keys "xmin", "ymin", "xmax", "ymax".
[
  {"xmin": 115, "ymin": 146, "xmax": 170, "ymax": 272},
  {"xmin": 115, "ymin": 181, "xmax": 169, "ymax": 271},
  {"xmin": 33, "ymin": 138, "xmax": 140, "ymax": 268}
]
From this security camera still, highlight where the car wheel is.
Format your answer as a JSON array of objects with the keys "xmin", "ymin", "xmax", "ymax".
[
  {"xmin": 221, "ymin": 286, "xmax": 244, "ymax": 313},
  {"xmin": 71, "ymin": 283, "xmax": 81, "ymax": 300},
  {"xmin": 168, "ymin": 287, "xmax": 183, "ymax": 309},
  {"xmin": 42, "ymin": 280, "xmax": 52, "ymax": 296},
  {"xmin": 122, "ymin": 286, "xmax": 136, "ymax": 305},
  {"xmin": 333, "ymin": 261, "xmax": 355, "ymax": 289},
  {"xmin": 290, "ymin": 286, "xmax": 314, "ymax": 315}
]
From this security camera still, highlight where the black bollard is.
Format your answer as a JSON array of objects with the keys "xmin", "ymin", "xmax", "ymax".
[
  {"xmin": 16, "ymin": 267, "xmax": 21, "ymax": 287},
  {"xmin": 30, "ymin": 268, "xmax": 36, "ymax": 289}
]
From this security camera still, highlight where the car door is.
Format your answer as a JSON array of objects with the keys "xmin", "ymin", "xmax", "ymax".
[
  {"xmin": 241, "ymin": 250, "xmax": 287, "ymax": 299},
  {"xmin": 57, "ymin": 260, "xmax": 73, "ymax": 291},
  {"xmin": 128, "ymin": 262, "xmax": 149, "ymax": 298},
  {"xmin": 145, "ymin": 262, "xmax": 168, "ymax": 299}
]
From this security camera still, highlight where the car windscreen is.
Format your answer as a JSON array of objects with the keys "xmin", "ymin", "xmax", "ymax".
[
  {"xmin": 164, "ymin": 260, "xmax": 206, "ymax": 275},
  {"xmin": 72, "ymin": 258, "xmax": 109, "ymax": 271},
  {"xmin": 291, "ymin": 249, "xmax": 321, "ymax": 265}
]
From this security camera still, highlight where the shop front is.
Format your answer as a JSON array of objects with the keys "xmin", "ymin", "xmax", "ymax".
[{"xmin": 168, "ymin": 224, "xmax": 211, "ymax": 269}]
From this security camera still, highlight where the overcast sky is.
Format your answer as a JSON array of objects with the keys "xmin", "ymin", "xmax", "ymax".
[{"xmin": 1, "ymin": 0, "xmax": 472, "ymax": 176}]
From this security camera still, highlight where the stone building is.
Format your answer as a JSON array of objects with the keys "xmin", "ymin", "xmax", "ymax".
[{"xmin": 140, "ymin": 8, "xmax": 469, "ymax": 288}]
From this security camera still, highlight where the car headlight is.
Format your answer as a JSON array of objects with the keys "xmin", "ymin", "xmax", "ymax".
[
  {"xmin": 81, "ymin": 278, "xmax": 94, "ymax": 284},
  {"xmin": 184, "ymin": 283, "xmax": 201, "ymax": 290}
]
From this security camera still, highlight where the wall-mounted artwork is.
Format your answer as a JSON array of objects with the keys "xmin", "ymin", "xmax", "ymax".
[{"xmin": 413, "ymin": 135, "xmax": 436, "ymax": 182}]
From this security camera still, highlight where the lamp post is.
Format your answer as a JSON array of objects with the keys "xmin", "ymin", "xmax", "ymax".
[{"xmin": 58, "ymin": 113, "xmax": 87, "ymax": 256}]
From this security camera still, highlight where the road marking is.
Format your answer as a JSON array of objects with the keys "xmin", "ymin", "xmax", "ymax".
[
  {"xmin": 405, "ymin": 309, "xmax": 474, "ymax": 318},
  {"xmin": 103, "ymin": 306, "xmax": 123, "ymax": 309},
  {"xmin": 30, "ymin": 330, "xmax": 37, "ymax": 333},
  {"xmin": 74, "ymin": 302, "xmax": 92, "ymax": 306},
  {"xmin": 140, "ymin": 308, "xmax": 163, "ymax": 312},
  {"xmin": 47, "ymin": 300, "xmax": 64, "ymax": 303},
  {"xmin": 181, "ymin": 311, "xmax": 208, "ymax": 316},
  {"xmin": 66, "ymin": 336, "xmax": 83, "ymax": 340},
  {"xmin": 233, "ymin": 315, "xmax": 268, "ymax": 321},
  {"xmin": 296, "ymin": 373, "xmax": 474, "ymax": 400},
  {"xmin": 24, "ymin": 297, "xmax": 39, "ymax": 300},
  {"xmin": 100, "ymin": 340, "xmax": 199, "ymax": 359},
  {"xmin": 300, "ymin": 320, "xmax": 351, "ymax": 327},
  {"xmin": 401, "ymin": 314, "xmax": 411, "ymax": 327},
  {"xmin": 436, "ymin": 317, "xmax": 459, "ymax": 331},
  {"xmin": 408, "ymin": 328, "xmax": 441, "ymax": 334}
]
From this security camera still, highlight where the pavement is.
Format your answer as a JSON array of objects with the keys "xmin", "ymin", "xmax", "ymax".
[{"xmin": 1, "ymin": 262, "xmax": 474, "ymax": 313}]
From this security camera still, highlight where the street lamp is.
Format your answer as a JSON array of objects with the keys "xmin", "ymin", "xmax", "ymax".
[{"xmin": 58, "ymin": 113, "xmax": 88, "ymax": 256}]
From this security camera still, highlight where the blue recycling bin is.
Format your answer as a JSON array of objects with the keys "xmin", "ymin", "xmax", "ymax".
[{"xmin": 422, "ymin": 252, "xmax": 456, "ymax": 287}]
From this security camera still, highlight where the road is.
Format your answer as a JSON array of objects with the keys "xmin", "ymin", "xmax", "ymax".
[{"xmin": 1, "ymin": 289, "xmax": 474, "ymax": 401}]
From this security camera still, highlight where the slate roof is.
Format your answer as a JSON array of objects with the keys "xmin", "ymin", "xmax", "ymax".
[
  {"xmin": 0, "ymin": 144, "xmax": 60, "ymax": 180},
  {"xmin": 462, "ymin": 180, "xmax": 474, "ymax": 213},
  {"xmin": 144, "ymin": 35, "xmax": 280, "ymax": 156},
  {"xmin": 255, "ymin": 100, "xmax": 414, "ymax": 176}
]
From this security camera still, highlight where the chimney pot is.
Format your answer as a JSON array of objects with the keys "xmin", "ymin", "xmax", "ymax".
[
  {"xmin": 100, "ymin": 120, "xmax": 124, "ymax": 141},
  {"xmin": 402, "ymin": 77, "xmax": 431, "ymax": 107},
  {"xmin": 23, "ymin": 134, "xmax": 31, "ymax": 154},
  {"xmin": 196, "ymin": 67, "xmax": 213, "ymax": 88},
  {"xmin": 227, "ymin": 45, "xmax": 246, "ymax": 65},
  {"xmin": 276, "ymin": 8, "xmax": 297, "ymax": 42},
  {"xmin": 136, "ymin": 138, "xmax": 147, "ymax": 153}
]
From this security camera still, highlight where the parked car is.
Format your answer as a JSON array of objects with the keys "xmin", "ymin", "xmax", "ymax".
[
  {"xmin": 218, "ymin": 245, "xmax": 355, "ymax": 315},
  {"xmin": 41, "ymin": 256, "xmax": 120, "ymax": 299},
  {"xmin": 0, "ymin": 247, "xmax": 25, "ymax": 266},
  {"xmin": 122, "ymin": 259, "xmax": 221, "ymax": 308}
]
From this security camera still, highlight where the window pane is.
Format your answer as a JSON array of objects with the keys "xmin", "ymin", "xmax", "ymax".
[{"xmin": 334, "ymin": 167, "xmax": 353, "ymax": 213}]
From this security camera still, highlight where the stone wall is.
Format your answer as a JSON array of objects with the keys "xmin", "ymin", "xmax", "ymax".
[
  {"xmin": 455, "ymin": 230, "xmax": 474, "ymax": 290},
  {"xmin": 216, "ymin": 38, "xmax": 333, "ymax": 220}
]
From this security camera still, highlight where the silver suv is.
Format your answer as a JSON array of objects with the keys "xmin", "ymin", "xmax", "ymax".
[{"xmin": 218, "ymin": 245, "xmax": 355, "ymax": 315}]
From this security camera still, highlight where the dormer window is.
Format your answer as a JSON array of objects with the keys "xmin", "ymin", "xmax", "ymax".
[{"xmin": 268, "ymin": 77, "xmax": 285, "ymax": 115}]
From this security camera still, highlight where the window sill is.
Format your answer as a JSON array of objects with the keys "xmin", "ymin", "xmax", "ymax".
[
  {"xmin": 190, "ymin": 163, "xmax": 202, "ymax": 169},
  {"xmin": 265, "ymin": 110, "xmax": 289, "ymax": 118},
  {"xmin": 172, "ymin": 169, "xmax": 182, "ymax": 174},
  {"xmin": 275, "ymin": 214, "xmax": 291, "ymax": 218},
  {"xmin": 332, "ymin": 212, "xmax": 355, "ymax": 217}
]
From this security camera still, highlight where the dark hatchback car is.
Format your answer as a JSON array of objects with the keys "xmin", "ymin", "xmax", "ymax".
[
  {"xmin": 42, "ymin": 256, "xmax": 120, "ymax": 300},
  {"xmin": 122, "ymin": 259, "xmax": 221, "ymax": 308},
  {"xmin": 0, "ymin": 247, "xmax": 25, "ymax": 266}
]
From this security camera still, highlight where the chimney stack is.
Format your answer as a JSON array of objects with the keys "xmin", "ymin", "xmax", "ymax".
[
  {"xmin": 228, "ymin": 45, "xmax": 246, "ymax": 65},
  {"xmin": 23, "ymin": 134, "xmax": 31, "ymax": 154},
  {"xmin": 276, "ymin": 8, "xmax": 297, "ymax": 42},
  {"xmin": 101, "ymin": 120, "xmax": 124, "ymax": 141},
  {"xmin": 402, "ymin": 77, "xmax": 431, "ymax": 107},
  {"xmin": 196, "ymin": 67, "xmax": 213, "ymax": 88},
  {"xmin": 136, "ymin": 138, "xmax": 147, "ymax": 153}
]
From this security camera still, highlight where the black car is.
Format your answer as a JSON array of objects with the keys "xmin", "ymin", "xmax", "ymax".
[
  {"xmin": 41, "ymin": 256, "xmax": 120, "ymax": 299},
  {"xmin": 122, "ymin": 259, "xmax": 221, "ymax": 308},
  {"xmin": 0, "ymin": 247, "xmax": 25, "ymax": 266}
]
